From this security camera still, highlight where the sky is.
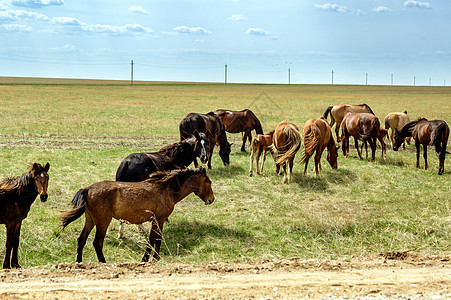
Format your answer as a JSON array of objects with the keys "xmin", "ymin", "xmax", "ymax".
[{"xmin": 0, "ymin": 0, "xmax": 450, "ymax": 85}]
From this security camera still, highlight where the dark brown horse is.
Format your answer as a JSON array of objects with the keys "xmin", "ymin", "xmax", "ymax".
[
  {"xmin": 360, "ymin": 126, "xmax": 388, "ymax": 159},
  {"xmin": 60, "ymin": 167, "xmax": 214, "ymax": 263},
  {"xmin": 116, "ymin": 131, "xmax": 213, "ymax": 182},
  {"xmin": 180, "ymin": 112, "xmax": 231, "ymax": 169},
  {"xmin": 0, "ymin": 162, "xmax": 50, "ymax": 269},
  {"xmin": 341, "ymin": 112, "xmax": 380, "ymax": 162},
  {"xmin": 271, "ymin": 121, "xmax": 302, "ymax": 183},
  {"xmin": 214, "ymin": 109, "xmax": 263, "ymax": 152},
  {"xmin": 301, "ymin": 117, "xmax": 339, "ymax": 175},
  {"xmin": 324, "ymin": 103, "xmax": 374, "ymax": 142},
  {"xmin": 393, "ymin": 118, "xmax": 449, "ymax": 175}
]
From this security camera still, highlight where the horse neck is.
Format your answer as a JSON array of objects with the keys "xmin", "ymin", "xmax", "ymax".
[
  {"xmin": 2, "ymin": 173, "xmax": 38, "ymax": 207},
  {"xmin": 401, "ymin": 121, "xmax": 417, "ymax": 137},
  {"xmin": 163, "ymin": 140, "xmax": 195, "ymax": 166},
  {"xmin": 170, "ymin": 174, "xmax": 200, "ymax": 204}
]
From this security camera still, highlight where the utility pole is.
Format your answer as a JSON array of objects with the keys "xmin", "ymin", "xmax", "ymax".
[
  {"xmin": 413, "ymin": 76, "xmax": 416, "ymax": 86},
  {"xmin": 365, "ymin": 73, "xmax": 368, "ymax": 85},
  {"xmin": 130, "ymin": 60, "xmax": 134, "ymax": 87},
  {"xmin": 224, "ymin": 64, "xmax": 228, "ymax": 85},
  {"xmin": 391, "ymin": 73, "xmax": 393, "ymax": 86},
  {"xmin": 288, "ymin": 68, "xmax": 291, "ymax": 85},
  {"xmin": 429, "ymin": 77, "xmax": 431, "ymax": 86},
  {"xmin": 331, "ymin": 70, "xmax": 334, "ymax": 85}
]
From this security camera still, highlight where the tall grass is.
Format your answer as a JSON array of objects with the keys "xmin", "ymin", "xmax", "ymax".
[{"xmin": 0, "ymin": 79, "xmax": 449, "ymax": 267}]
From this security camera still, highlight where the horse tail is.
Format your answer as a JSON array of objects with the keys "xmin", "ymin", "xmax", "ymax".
[
  {"xmin": 275, "ymin": 125, "xmax": 302, "ymax": 165},
  {"xmin": 384, "ymin": 117, "xmax": 390, "ymax": 130},
  {"xmin": 432, "ymin": 122, "xmax": 449, "ymax": 155},
  {"xmin": 300, "ymin": 126, "xmax": 320, "ymax": 164},
  {"xmin": 364, "ymin": 104, "xmax": 375, "ymax": 115},
  {"xmin": 179, "ymin": 118, "xmax": 192, "ymax": 140},
  {"xmin": 323, "ymin": 106, "xmax": 333, "ymax": 123},
  {"xmin": 59, "ymin": 188, "xmax": 88, "ymax": 229},
  {"xmin": 115, "ymin": 160, "xmax": 128, "ymax": 181},
  {"xmin": 359, "ymin": 117, "xmax": 380, "ymax": 140}
]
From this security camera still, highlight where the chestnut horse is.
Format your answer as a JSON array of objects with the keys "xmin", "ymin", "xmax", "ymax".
[
  {"xmin": 301, "ymin": 117, "xmax": 339, "ymax": 175},
  {"xmin": 393, "ymin": 118, "xmax": 449, "ymax": 175},
  {"xmin": 249, "ymin": 129, "xmax": 275, "ymax": 176},
  {"xmin": 323, "ymin": 103, "xmax": 374, "ymax": 142},
  {"xmin": 60, "ymin": 167, "xmax": 214, "ymax": 263},
  {"xmin": 214, "ymin": 109, "xmax": 263, "ymax": 152},
  {"xmin": 385, "ymin": 111, "xmax": 411, "ymax": 149},
  {"xmin": 360, "ymin": 127, "xmax": 388, "ymax": 159},
  {"xmin": 341, "ymin": 112, "xmax": 380, "ymax": 162},
  {"xmin": 271, "ymin": 121, "xmax": 302, "ymax": 183},
  {"xmin": 0, "ymin": 162, "xmax": 50, "ymax": 269},
  {"xmin": 180, "ymin": 112, "xmax": 231, "ymax": 169}
]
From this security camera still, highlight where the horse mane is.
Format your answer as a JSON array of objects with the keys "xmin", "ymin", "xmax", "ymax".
[
  {"xmin": 157, "ymin": 138, "xmax": 194, "ymax": 158},
  {"xmin": 400, "ymin": 118, "xmax": 427, "ymax": 136},
  {"xmin": 145, "ymin": 168, "xmax": 203, "ymax": 192},
  {"xmin": 0, "ymin": 172, "xmax": 31, "ymax": 195},
  {"xmin": 362, "ymin": 104, "xmax": 375, "ymax": 115}
]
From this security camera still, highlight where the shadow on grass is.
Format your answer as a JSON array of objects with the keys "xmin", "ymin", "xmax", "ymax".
[
  {"xmin": 208, "ymin": 164, "xmax": 246, "ymax": 178},
  {"xmin": 292, "ymin": 173, "xmax": 329, "ymax": 191},
  {"xmin": 377, "ymin": 157, "xmax": 406, "ymax": 167}
]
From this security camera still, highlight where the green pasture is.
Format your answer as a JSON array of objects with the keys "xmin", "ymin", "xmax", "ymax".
[{"xmin": 0, "ymin": 78, "xmax": 450, "ymax": 267}]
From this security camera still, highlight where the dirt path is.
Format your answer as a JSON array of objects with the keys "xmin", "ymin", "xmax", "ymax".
[{"xmin": 0, "ymin": 255, "xmax": 449, "ymax": 299}]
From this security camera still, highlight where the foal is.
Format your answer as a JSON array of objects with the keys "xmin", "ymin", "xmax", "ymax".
[{"xmin": 249, "ymin": 129, "xmax": 275, "ymax": 176}]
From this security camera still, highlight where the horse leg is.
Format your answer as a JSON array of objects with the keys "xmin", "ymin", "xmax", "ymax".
[
  {"xmin": 193, "ymin": 157, "xmax": 199, "ymax": 168},
  {"xmin": 303, "ymin": 154, "xmax": 310, "ymax": 175},
  {"xmin": 260, "ymin": 150, "xmax": 267, "ymax": 174},
  {"xmin": 390, "ymin": 129, "xmax": 394, "ymax": 149},
  {"xmin": 370, "ymin": 136, "xmax": 376, "ymax": 162},
  {"xmin": 152, "ymin": 221, "xmax": 165, "ymax": 261},
  {"xmin": 93, "ymin": 219, "xmax": 110, "ymax": 263},
  {"xmin": 355, "ymin": 138, "xmax": 363, "ymax": 159},
  {"xmin": 288, "ymin": 158, "xmax": 294, "ymax": 182},
  {"xmin": 255, "ymin": 149, "xmax": 262, "ymax": 174},
  {"xmin": 282, "ymin": 163, "xmax": 288, "ymax": 183},
  {"xmin": 3, "ymin": 222, "xmax": 18, "ymax": 269},
  {"xmin": 76, "ymin": 213, "xmax": 95, "ymax": 263},
  {"xmin": 241, "ymin": 132, "xmax": 247, "ymax": 152},
  {"xmin": 143, "ymin": 220, "xmax": 164, "ymax": 262},
  {"xmin": 415, "ymin": 141, "xmax": 421, "ymax": 168},
  {"xmin": 423, "ymin": 145, "xmax": 428, "ymax": 170},
  {"xmin": 207, "ymin": 147, "xmax": 214, "ymax": 169},
  {"xmin": 249, "ymin": 148, "xmax": 255, "ymax": 176},
  {"xmin": 11, "ymin": 222, "xmax": 22, "ymax": 268}
]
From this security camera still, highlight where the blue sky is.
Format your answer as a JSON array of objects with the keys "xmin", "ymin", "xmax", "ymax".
[{"xmin": 0, "ymin": 0, "xmax": 450, "ymax": 85}]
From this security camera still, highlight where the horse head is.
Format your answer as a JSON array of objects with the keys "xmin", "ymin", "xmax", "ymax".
[
  {"xmin": 219, "ymin": 141, "xmax": 232, "ymax": 165},
  {"xmin": 30, "ymin": 162, "xmax": 50, "ymax": 202},
  {"xmin": 193, "ymin": 167, "xmax": 214, "ymax": 205},
  {"xmin": 193, "ymin": 130, "xmax": 213, "ymax": 164},
  {"xmin": 327, "ymin": 144, "xmax": 339, "ymax": 169},
  {"xmin": 392, "ymin": 128, "xmax": 405, "ymax": 151}
]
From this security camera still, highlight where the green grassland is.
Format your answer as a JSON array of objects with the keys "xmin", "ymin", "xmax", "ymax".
[{"xmin": 0, "ymin": 78, "xmax": 450, "ymax": 267}]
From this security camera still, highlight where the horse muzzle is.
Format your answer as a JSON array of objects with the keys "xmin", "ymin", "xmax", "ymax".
[
  {"xmin": 40, "ymin": 194, "xmax": 48, "ymax": 202},
  {"xmin": 200, "ymin": 155, "xmax": 209, "ymax": 164},
  {"xmin": 205, "ymin": 197, "xmax": 215, "ymax": 205}
]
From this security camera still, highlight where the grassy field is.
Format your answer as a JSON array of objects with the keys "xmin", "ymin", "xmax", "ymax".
[{"xmin": 0, "ymin": 78, "xmax": 450, "ymax": 267}]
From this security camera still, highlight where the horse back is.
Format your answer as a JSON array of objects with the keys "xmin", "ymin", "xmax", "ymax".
[{"xmin": 116, "ymin": 153, "xmax": 159, "ymax": 182}]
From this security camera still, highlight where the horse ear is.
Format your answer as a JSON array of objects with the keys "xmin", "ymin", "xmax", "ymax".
[
  {"xmin": 194, "ymin": 129, "xmax": 200, "ymax": 139},
  {"xmin": 44, "ymin": 162, "xmax": 50, "ymax": 172},
  {"xmin": 205, "ymin": 129, "xmax": 211, "ymax": 138}
]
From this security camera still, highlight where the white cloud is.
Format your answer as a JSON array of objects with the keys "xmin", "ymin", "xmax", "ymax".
[
  {"xmin": 50, "ymin": 43, "xmax": 78, "ymax": 52},
  {"xmin": 53, "ymin": 16, "xmax": 81, "ymax": 26},
  {"xmin": 228, "ymin": 14, "xmax": 247, "ymax": 22},
  {"xmin": 246, "ymin": 28, "xmax": 268, "ymax": 36},
  {"xmin": 403, "ymin": 1, "xmax": 431, "ymax": 9},
  {"xmin": 373, "ymin": 6, "xmax": 393, "ymax": 13},
  {"xmin": 53, "ymin": 17, "xmax": 153, "ymax": 35},
  {"xmin": 314, "ymin": 3, "xmax": 348, "ymax": 13},
  {"xmin": 173, "ymin": 26, "xmax": 211, "ymax": 35},
  {"xmin": 128, "ymin": 6, "xmax": 148, "ymax": 15},
  {"xmin": 0, "ymin": 23, "xmax": 32, "ymax": 32},
  {"xmin": 12, "ymin": 0, "xmax": 64, "ymax": 9},
  {"xmin": 0, "ymin": 9, "xmax": 49, "ymax": 22}
]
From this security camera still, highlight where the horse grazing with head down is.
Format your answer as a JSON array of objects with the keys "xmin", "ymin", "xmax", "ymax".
[
  {"xmin": 341, "ymin": 112, "xmax": 380, "ymax": 162},
  {"xmin": 393, "ymin": 118, "xmax": 449, "ymax": 175},
  {"xmin": 60, "ymin": 167, "xmax": 214, "ymax": 263},
  {"xmin": 0, "ymin": 162, "xmax": 50, "ymax": 269},
  {"xmin": 271, "ymin": 121, "xmax": 302, "ymax": 183},
  {"xmin": 180, "ymin": 112, "xmax": 232, "ymax": 169},
  {"xmin": 301, "ymin": 117, "xmax": 339, "ymax": 175},
  {"xmin": 249, "ymin": 129, "xmax": 275, "ymax": 176},
  {"xmin": 323, "ymin": 103, "xmax": 374, "ymax": 142},
  {"xmin": 385, "ymin": 111, "xmax": 411, "ymax": 149},
  {"xmin": 214, "ymin": 109, "xmax": 263, "ymax": 152}
]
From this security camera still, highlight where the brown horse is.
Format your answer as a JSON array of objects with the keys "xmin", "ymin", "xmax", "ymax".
[
  {"xmin": 384, "ymin": 111, "xmax": 411, "ymax": 149},
  {"xmin": 301, "ymin": 117, "xmax": 339, "ymax": 175},
  {"xmin": 249, "ymin": 129, "xmax": 275, "ymax": 176},
  {"xmin": 360, "ymin": 126, "xmax": 388, "ymax": 159},
  {"xmin": 180, "ymin": 112, "xmax": 231, "ymax": 169},
  {"xmin": 341, "ymin": 112, "xmax": 381, "ymax": 162},
  {"xmin": 271, "ymin": 121, "xmax": 302, "ymax": 183},
  {"xmin": 393, "ymin": 118, "xmax": 449, "ymax": 175},
  {"xmin": 60, "ymin": 167, "xmax": 214, "ymax": 263},
  {"xmin": 0, "ymin": 162, "xmax": 50, "ymax": 269},
  {"xmin": 323, "ymin": 103, "xmax": 374, "ymax": 142},
  {"xmin": 214, "ymin": 109, "xmax": 263, "ymax": 152}
]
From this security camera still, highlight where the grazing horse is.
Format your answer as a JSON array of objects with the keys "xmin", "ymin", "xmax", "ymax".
[
  {"xmin": 116, "ymin": 131, "xmax": 212, "ymax": 182},
  {"xmin": 323, "ymin": 103, "xmax": 374, "ymax": 142},
  {"xmin": 385, "ymin": 111, "xmax": 411, "ymax": 149},
  {"xmin": 180, "ymin": 112, "xmax": 232, "ymax": 169},
  {"xmin": 60, "ymin": 167, "xmax": 214, "ymax": 263},
  {"xmin": 301, "ymin": 117, "xmax": 339, "ymax": 175},
  {"xmin": 393, "ymin": 118, "xmax": 449, "ymax": 175},
  {"xmin": 341, "ymin": 112, "xmax": 381, "ymax": 162},
  {"xmin": 249, "ymin": 129, "xmax": 275, "ymax": 176},
  {"xmin": 360, "ymin": 127, "xmax": 388, "ymax": 159},
  {"xmin": 214, "ymin": 109, "xmax": 263, "ymax": 152},
  {"xmin": 271, "ymin": 121, "xmax": 302, "ymax": 183},
  {"xmin": 0, "ymin": 162, "xmax": 50, "ymax": 269}
]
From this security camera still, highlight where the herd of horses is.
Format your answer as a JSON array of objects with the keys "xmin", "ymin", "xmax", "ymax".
[{"xmin": 0, "ymin": 105, "xmax": 449, "ymax": 269}]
